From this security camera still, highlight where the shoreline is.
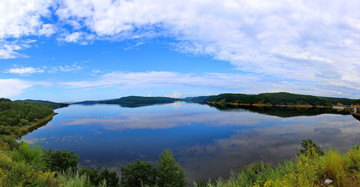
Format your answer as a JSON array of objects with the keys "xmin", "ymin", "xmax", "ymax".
[
  {"xmin": 14, "ymin": 112, "xmax": 57, "ymax": 138},
  {"xmin": 207, "ymin": 102, "xmax": 333, "ymax": 108}
]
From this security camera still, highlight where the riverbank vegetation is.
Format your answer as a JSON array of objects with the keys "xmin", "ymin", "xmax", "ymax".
[
  {"xmin": 187, "ymin": 92, "xmax": 356, "ymax": 107},
  {"xmin": 204, "ymin": 92, "xmax": 354, "ymax": 106},
  {"xmin": 15, "ymin": 99, "xmax": 69, "ymax": 109},
  {"xmin": 196, "ymin": 140, "xmax": 360, "ymax": 187},
  {"xmin": 0, "ymin": 98, "xmax": 55, "ymax": 137}
]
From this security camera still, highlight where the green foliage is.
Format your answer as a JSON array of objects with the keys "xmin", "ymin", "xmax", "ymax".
[
  {"xmin": 15, "ymin": 99, "xmax": 69, "ymax": 109},
  {"xmin": 0, "ymin": 99, "xmax": 53, "ymax": 134},
  {"xmin": 321, "ymin": 148, "xmax": 347, "ymax": 186},
  {"xmin": 318, "ymin": 96, "xmax": 355, "ymax": 105},
  {"xmin": 0, "ymin": 150, "xmax": 58, "ymax": 187},
  {"xmin": 120, "ymin": 150, "xmax": 185, "ymax": 187},
  {"xmin": 11, "ymin": 143, "xmax": 47, "ymax": 170},
  {"xmin": 44, "ymin": 150, "xmax": 79, "ymax": 172},
  {"xmin": 156, "ymin": 149, "xmax": 186, "ymax": 187},
  {"xmin": 0, "ymin": 135, "xmax": 20, "ymax": 150},
  {"xmin": 346, "ymin": 145, "xmax": 360, "ymax": 172},
  {"xmin": 298, "ymin": 139, "xmax": 324, "ymax": 157},
  {"xmin": 204, "ymin": 140, "xmax": 360, "ymax": 187},
  {"xmin": 120, "ymin": 160, "xmax": 156, "ymax": 187},
  {"xmin": 80, "ymin": 166, "xmax": 119, "ymax": 187}
]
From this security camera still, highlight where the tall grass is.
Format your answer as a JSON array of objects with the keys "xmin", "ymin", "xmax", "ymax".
[
  {"xmin": 57, "ymin": 172, "xmax": 107, "ymax": 187},
  {"xmin": 321, "ymin": 148, "xmax": 347, "ymax": 186},
  {"xmin": 200, "ymin": 143, "xmax": 360, "ymax": 187}
]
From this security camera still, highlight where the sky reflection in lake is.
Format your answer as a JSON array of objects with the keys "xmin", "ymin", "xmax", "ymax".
[{"xmin": 22, "ymin": 102, "xmax": 360, "ymax": 182}]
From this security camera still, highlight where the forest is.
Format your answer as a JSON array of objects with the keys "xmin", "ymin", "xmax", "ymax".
[
  {"xmin": 198, "ymin": 92, "xmax": 356, "ymax": 106},
  {"xmin": 0, "ymin": 99, "xmax": 55, "ymax": 136}
]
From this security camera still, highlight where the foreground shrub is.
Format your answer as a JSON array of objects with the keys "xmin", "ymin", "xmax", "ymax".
[
  {"xmin": 156, "ymin": 149, "xmax": 186, "ymax": 187},
  {"xmin": 204, "ymin": 141, "xmax": 360, "ymax": 187},
  {"xmin": 321, "ymin": 148, "xmax": 347, "ymax": 186},
  {"xmin": 0, "ymin": 151, "xmax": 58, "ymax": 187},
  {"xmin": 120, "ymin": 160, "xmax": 156, "ymax": 187},
  {"xmin": 44, "ymin": 150, "xmax": 79, "ymax": 172},
  {"xmin": 11, "ymin": 143, "xmax": 47, "ymax": 170}
]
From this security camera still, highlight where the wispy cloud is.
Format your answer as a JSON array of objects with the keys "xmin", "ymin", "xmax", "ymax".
[
  {"xmin": 0, "ymin": 79, "xmax": 36, "ymax": 97},
  {"xmin": 6, "ymin": 67, "xmax": 44, "ymax": 74},
  {"xmin": 48, "ymin": 64, "xmax": 82, "ymax": 73},
  {"xmin": 61, "ymin": 71, "xmax": 360, "ymax": 98},
  {"xmin": 5, "ymin": 64, "xmax": 82, "ymax": 74}
]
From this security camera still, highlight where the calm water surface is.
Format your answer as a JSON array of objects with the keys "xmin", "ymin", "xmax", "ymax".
[{"xmin": 22, "ymin": 102, "xmax": 360, "ymax": 182}]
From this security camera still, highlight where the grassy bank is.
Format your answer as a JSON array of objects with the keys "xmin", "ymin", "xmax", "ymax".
[{"xmin": 197, "ymin": 140, "xmax": 360, "ymax": 187}]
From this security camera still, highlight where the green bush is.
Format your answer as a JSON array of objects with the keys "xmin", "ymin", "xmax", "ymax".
[
  {"xmin": 321, "ymin": 148, "xmax": 347, "ymax": 186},
  {"xmin": 120, "ymin": 160, "xmax": 156, "ymax": 187},
  {"xmin": 80, "ymin": 166, "xmax": 119, "ymax": 187},
  {"xmin": 44, "ymin": 150, "xmax": 79, "ymax": 172},
  {"xmin": 298, "ymin": 139, "xmax": 324, "ymax": 157},
  {"xmin": 11, "ymin": 143, "xmax": 47, "ymax": 170},
  {"xmin": 156, "ymin": 149, "xmax": 186, "ymax": 187}
]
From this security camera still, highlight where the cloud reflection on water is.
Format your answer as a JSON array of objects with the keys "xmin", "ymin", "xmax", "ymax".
[
  {"xmin": 60, "ymin": 111, "xmax": 281, "ymax": 130},
  {"xmin": 178, "ymin": 114, "xmax": 360, "ymax": 181}
]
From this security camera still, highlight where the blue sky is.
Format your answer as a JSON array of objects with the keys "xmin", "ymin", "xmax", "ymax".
[{"xmin": 1, "ymin": 0, "xmax": 360, "ymax": 102}]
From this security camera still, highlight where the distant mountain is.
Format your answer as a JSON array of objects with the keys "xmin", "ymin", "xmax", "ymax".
[
  {"xmin": 75, "ymin": 96, "xmax": 180, "ymax": 107},
  {"xmin": 15, "ymin": 99, "xmax": 69, "ymax": 109},
  {"xmin": 187, "ymin": 92, "xmax": 355, "ymax": 107},
  {"xmin": 207, "ymin": 103, "xmax": 349, "ymax": 118}
]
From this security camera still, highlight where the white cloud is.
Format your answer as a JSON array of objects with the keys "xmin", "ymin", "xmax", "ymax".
[
  {"xmin": 49, "ymin": 64, "xmax": 82, "ymax": 73},
  {"xmin": 164, "ymin": 93, "xmax": 182, "ymax": 98},
  {"xmin": 6, "ymin": 67, "xmax": 44, "ymax": 74},
  {"xmin": 0, "ymin": 0, "xmax": 53, "ymax": 38},
  {"xmin": 0, "ymin": 79, "xmax": 35, "ymax": 97},
  {"xmin": 0, "ymin": 40, "xmax": 33, "ymax": 59},
  {"xmin": 6, "ymin": 64, "xmax": 82, "ymax": 74},
  {"xmin": 0, "ymin": 0, "xmax": 54, "ymax": 58},
  {"xmin": 59, "ymin": 31, "xmax": 95, "ymax": 45},
  {"xmin": 1, "ymin": 0, "xmax": 360, "ymax": 97},
  {"xmin": 54, "ymin": 0, "xmax": 360, "ymax": 97}
]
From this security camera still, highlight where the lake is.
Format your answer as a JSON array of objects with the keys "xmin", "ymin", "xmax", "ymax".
[{"xmin": 22, "ymin": 102, "xmax": 360, "ymax": 183}]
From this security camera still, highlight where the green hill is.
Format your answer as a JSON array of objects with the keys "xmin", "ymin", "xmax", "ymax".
[
  {"xmin": 208, "ymin": 103, "xmax": 349, "ymax": 118},
  {"xmin": 318, "ymin": 96, "xmax": 355, "ymax": 105},
  {"xmin": 15, "ymin": 99, "xmax": 69, "ymax": 109},
  {"xmin": 75, "ymin": 96, "xmax": 179, "ymax": 107},
  {"xmin": 201, "ymin": 92, "xmax": 353, "ymax": 107},
  {"xmin": 352, "ymin": 99, "xmax": 360, "ymax": 106},
  {"xmin": 0, "ymin": 98, "xmax": 55, "ymax": 136}
]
